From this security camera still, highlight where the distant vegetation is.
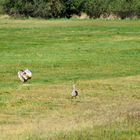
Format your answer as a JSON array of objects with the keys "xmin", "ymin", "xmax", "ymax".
[{"xmin": 1, "ymin": 0, "xmax": 140, "ymax": 19}]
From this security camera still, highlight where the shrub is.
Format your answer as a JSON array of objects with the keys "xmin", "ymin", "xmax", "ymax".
[
  {"xmin": 2, "ymin": 0, "xmax": 140, "ymax": 18},
  {"xmin": 3, "ymin": 0, "xmax": 64, "ymax": 18}
]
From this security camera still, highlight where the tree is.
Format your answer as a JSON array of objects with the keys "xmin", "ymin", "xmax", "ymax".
[
  {"xmin": 109, "ymin": 0, "xmax": 140, "ymax": 18},
  {"xmin": 2, "ymin": 0, "xmax": 140, "ymax": 18},
  {"xmin": 80, "ymin": 0, "xmax": 111, "ymax": 18},
  {"xmin": 62, "ymin": 0, "xmax": 84, "ymax": 18},
  {"xmin": 3, "ymin": 0, "xmax": 64, "ymax": 18}
]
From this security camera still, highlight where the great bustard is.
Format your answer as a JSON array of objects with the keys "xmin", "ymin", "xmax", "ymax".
[{"xmin": 71, "ymin": 85, "xmax": 78, "ymax": 99}]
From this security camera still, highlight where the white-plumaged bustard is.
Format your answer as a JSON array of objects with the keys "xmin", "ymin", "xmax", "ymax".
[{"xmin": 71, "ymin": 85, "xmax": 78, "ymax": 99}]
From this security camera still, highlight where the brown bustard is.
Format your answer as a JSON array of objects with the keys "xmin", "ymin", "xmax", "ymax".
[{"xmin": 71, "ymin": 85, "xmax": 78, "ymax": 99}]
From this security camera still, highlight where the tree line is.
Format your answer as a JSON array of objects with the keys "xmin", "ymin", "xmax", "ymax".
[{"xmin": 0, "ymin": 0, "xmax": 140, "ymax": 19}]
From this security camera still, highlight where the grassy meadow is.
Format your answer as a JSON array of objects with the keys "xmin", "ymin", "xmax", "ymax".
[{"xmin": 0, "ymin": 17, "xmax": 140, "ymax": 139}]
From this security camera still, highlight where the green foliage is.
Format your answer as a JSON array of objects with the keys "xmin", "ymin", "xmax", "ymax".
[
  {"xmin": 1, "ymin": 0, "xmax": 140, "ymax": 18},
  {"xmin": 109, "ymin": 0, "xmax": 140, "ymax": 18},
  {"xmin": 81, "ymin": 0, "xmax": 111, "ymax": 18},
  {"xmin": 3, "ymin": 0, "xmax": 64, "ymax": 18},
  {"xmin": 63, "ymin": 0, "xmax": 84, "ymax": 18},
  {"xmin": 0, "ymin": 0, "xmax": 6, "ymax": 14}
]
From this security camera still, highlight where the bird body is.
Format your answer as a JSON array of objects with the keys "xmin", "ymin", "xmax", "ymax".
[
  {"xmin": 18, "ymin": 69, "xmax": 32, "ymax": 83},
  {"xmin": 71, "ymin": 85, "xmax": 78, "ymax": 98}
]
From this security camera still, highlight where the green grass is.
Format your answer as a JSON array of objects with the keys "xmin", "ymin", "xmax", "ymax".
[{"xmin": 0, "ymin": 18, "xmax": 140, "ymax": 140}]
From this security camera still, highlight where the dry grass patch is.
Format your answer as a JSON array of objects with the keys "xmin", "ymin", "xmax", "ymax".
[{"xmin": 0, "ymin": 75, "xmax": 140, "ymax": 139}]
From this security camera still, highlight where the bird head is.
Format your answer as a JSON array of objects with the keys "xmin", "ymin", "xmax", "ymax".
[{"xmin": 72, "ymin": 84, "xmax": 76, "ymax": 90}]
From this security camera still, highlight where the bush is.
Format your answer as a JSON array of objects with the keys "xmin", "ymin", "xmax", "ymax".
[
  {"xmin": 3, "ymin": 0, "xmax": 64, "ymax": 18},
  {"xmin": 0, "ymin": 0, "xmax": 6, "ymax": 14},
  {"xmin": 2, "ymin": 0, "xmax": 140, "ymax": 19},
  {"xmin": 81, "ymin": 0, "xmax": 111, "ymax": 18},
  {"xmin": 62, "ymin": 0, "xmax": 84, "ymax": 18},
  {"xmin": 109, "ymin": 0, "xmax": 140, "ymax": 19}
]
